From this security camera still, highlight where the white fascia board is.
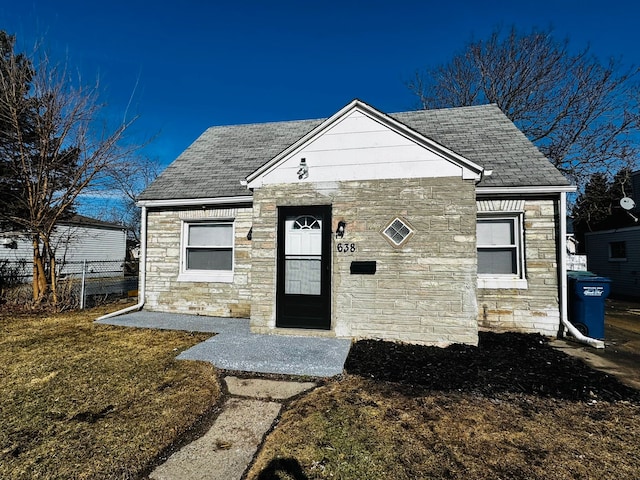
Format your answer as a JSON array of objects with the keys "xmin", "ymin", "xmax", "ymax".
[
  {"xmin": 477, "ymin": 185, "xmax": 577, "ymax": 195},
  {"xmin": 246, "ymin": 99, "xmax": 484, "ymax": 188},
  {"xmin": 136, "ymin": 195, "xmax": 253, "ymax": 208}
]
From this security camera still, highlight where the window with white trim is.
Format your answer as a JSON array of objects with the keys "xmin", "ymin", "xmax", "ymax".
[
  {"xmin": 477, "ymin": 214, "xmax": 526, "ymax": 288},
  {"xmin": 382, "ymin": 217, "xmax": 414, "ymax": 247},
  {"xmin": 179, "ymin": 220, "xmax": 234, "ymax": 282}
]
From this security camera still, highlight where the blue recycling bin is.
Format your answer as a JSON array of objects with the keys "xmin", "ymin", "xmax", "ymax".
[{"xmin": 567, "ymin": 271, "xmax": 611, "ymax": 339}]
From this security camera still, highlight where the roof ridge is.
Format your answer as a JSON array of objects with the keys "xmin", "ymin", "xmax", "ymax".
[
  {"xmin": 205, "ymin": 117, "xmax": 324, "ymax": 131},
  {"xmin": 63, "ymin": 214, "xmax": 124, "ymax": 229},
  {"xmin": 203, "ymin": 103, "xmax": 502, "ymax": 131},
  {"xmin": 389, "ymin": 103, "xmax": 500, "ymax": 116}
]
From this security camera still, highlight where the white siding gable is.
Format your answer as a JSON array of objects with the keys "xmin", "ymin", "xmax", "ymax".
[{"xmin": 247, "ymin": 102, "xmax": 483, "ymax": 188}]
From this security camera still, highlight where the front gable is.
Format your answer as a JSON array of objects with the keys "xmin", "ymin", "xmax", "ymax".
[{"xmin": 246, "ymin": 100, "xmax": 483, "ymax": 189}]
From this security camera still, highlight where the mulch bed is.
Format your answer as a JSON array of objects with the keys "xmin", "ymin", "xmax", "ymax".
[{"xmin": 345, "ymin": 332, "xmax": 640, "ymax": 403}]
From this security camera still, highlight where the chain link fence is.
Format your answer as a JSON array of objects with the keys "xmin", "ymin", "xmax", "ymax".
[
  {"xmin": 1, "ymin": 258, "xmax": 138, "ymax": 309},
  {"xmin": 0, "ymin": 258, "xmax": 30, "ymax": 290}
]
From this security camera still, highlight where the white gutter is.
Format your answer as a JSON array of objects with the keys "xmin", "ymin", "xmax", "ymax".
[
  {"xmin": 96, "ymin": 205, "xmax": 148, "ymax": 321},
  {"xmin": 477, "ymin": 185, "xmax": 577, "ymax": 194},
  {"xmin": 558, "ymin": 192, "xmax": 605, "ymax": 349},
  {"xmin": 136, "ymin": 195, "xmax": 253, "ymax": 208}
]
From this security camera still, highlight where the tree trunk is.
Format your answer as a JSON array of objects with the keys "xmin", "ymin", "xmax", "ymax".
[
  {"xmin": 46, "ymin": 244, "xmax": 58, "ymax": 305},
  {"xmin": 31, "ymin": 236, "xmax": 47, "ymax": 303}
]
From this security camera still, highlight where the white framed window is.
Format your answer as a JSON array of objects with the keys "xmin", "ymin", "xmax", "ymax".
[
  {"xmin": 477, "ymin": 214, "xmax": 527, "ymax": 289},
  {"xmin": 178, "ymin": 220, "xmax": 234, "ymax": 282},
  {"xmin": 382, "ymin": 217, "xmax": 415, "ymax": 247}
]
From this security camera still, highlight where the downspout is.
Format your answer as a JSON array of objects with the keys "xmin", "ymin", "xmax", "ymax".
[
  {"xmin": 96, "ymin": 205, "xmax": 147, "ymax": 321},
  {"xmin": 559, "ymin": 192, "xmax": 604, "ymax": 349}
]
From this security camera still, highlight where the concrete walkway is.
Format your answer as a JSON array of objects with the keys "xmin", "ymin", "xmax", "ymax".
[
  {"xmin": 98, "ymin": 310, "xmax": 640, "ymax": 479},
  {"xmin": 96, "ymin": 311, "xmax": 346, "ymax": 479},
  {"xmin": 96, "ymin": 311, "xmax": 351, "ymax": 377},
  {"xmin": 150, "ymin": 376, "xmax": 316, "ymax": 480},
  {"xmin": 551, "ymin": 338, "xmax": 640, "ymax": 390}
]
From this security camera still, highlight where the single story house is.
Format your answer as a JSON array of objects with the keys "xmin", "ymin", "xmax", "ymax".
[
  {"xmin": 0, "ymin": 214, "xmax": 127, "ymax": 280},
  {"xmin": 136, "ymin": 99, "xmax": 575, "ymax": 346}
]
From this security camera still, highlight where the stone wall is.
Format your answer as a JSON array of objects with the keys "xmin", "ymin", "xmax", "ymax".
[
  {"xmin": 250, "ymin": 177, "xmax": 479, "ymax": 346},
  {"xmin": 477, "ymin": 198, "xmax": 560, "ymax": 336},
  {"xmin": 144, "ymin": 206, "xmax": 253, "ymax": 317}
]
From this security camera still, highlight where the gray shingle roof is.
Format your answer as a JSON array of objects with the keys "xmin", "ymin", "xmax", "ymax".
[
  {"xmin": 63, "ymin": 214, "xmax": 124, "ymax": 230},
  {"xmin": 139, "ymin": 104, "xmax": 570, "ymax": 202}
]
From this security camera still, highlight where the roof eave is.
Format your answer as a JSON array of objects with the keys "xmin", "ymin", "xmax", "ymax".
[
  {"xmin": 476, "ymin": 185, "xmax": 577, "ymax": 195},
  {"xmin": 136, "ymin": 195, "xmax": 253, "ymax": 208}
]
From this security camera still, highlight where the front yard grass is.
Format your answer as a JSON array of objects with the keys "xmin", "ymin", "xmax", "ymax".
[
  {"xmin": 249, "ymin": 332, "xmax": 640, "ymax": 480},
  {"xmin": 0, "ymin": 304, "xmax": 219, "ymax": 480},
  {"xmin": 249, "ymin": 376, "xmax": 640, "ymax": 480}
]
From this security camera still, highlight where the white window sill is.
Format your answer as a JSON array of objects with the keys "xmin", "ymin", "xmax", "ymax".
[
  {"xmin": 478, "ymin": 277, "xmax": 528, "ymax": 289},
  {"xmin": 177, "ymin": 271, "xmax": 234, "ymax": 283}
]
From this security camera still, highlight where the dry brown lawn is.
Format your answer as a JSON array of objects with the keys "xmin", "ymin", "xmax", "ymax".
[
  {"xmin": 249, "ymin": 376, "xmax": 640, "ymax": 480},
  {"xmin": 0, "ymin": 304, "xmax": 220, "ymax": 480},
  {"xmin": 249, "ymin": 327, "xmax": 640, "ymax": 480}
]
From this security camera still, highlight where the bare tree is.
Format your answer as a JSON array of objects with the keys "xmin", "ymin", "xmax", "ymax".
[
  {"xmin": 101, "ymin": 155, "xmax": 161, "ymax": 243},
  {"xmin": 409, "ymin": 26, "xmax": 640, "ymax": 186},
  {"xmin": 0, "ymin": 32, "xmax": 138, "ymax": 304}
]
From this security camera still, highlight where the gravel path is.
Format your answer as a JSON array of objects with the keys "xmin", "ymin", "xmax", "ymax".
[{"xmin": 97, "ymin": 311, "xmax": 351, "ymax": 377}]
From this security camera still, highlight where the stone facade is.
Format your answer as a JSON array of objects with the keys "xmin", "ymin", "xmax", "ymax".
[
  {"xmin": 144, "ymin": 206, "xmax": 253, "ymax": 317},
  {"xmin": 250, "ymin": 177, "xmax": 479, "ymax": 346},
  {"xmin": 476, "ymin": 198, "xmax": 560, "ymax": 336},
  {"xmin": 142, "ymin": 192, "xmax": 561, "ymax": 344}
]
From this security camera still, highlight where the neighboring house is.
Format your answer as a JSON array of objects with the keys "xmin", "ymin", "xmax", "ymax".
[
  {"xmin": 584, "ymin": 170, "xmax": 640, "ymax": 299},
  {"xmin": 585, "ymin": 227, "xmax": 640, "ymax": 298},
  {"xmin": 136, "ymin": 100, "xmax": 575, "ymax": 346},
  {"xmin": 0, "ymin": 214, "xmax": 127, "ymax": 280}
]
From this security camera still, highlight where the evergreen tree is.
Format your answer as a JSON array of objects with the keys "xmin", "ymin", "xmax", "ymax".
[{"xmin": 572, "ymin": 168, "xmax": 637, "ymax": 252}]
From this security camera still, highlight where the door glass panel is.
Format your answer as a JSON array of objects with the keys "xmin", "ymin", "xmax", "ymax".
[
  {"xmin": 285, "ymin": 258, "xmax": 321, "ymax": 294},
  {"xmin": 285, "ymin": 215, "xmax": 322, "ymax": 295}
]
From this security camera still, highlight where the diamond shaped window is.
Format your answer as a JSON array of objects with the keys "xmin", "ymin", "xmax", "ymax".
[{"xmin": 382, "ymin": 217, "xmax": 414, "ymax": 247}]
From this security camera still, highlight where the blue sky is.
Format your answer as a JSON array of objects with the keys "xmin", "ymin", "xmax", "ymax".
[{"xmin": 3, "ymin": 0, "xmax": 640, "ymax": 171}]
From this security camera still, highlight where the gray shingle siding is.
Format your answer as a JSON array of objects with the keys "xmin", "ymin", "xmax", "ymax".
[{"xmin": 139, "ymin": 104, "xmax": 570, "ymax": 202}]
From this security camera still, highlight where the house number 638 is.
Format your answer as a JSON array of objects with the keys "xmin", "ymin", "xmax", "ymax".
[{"xmin": 336, "ymin": 243, "xmax": 356, "ymax": 253}]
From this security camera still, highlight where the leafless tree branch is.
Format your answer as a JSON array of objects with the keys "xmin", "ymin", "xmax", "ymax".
[{"xmin": 408, "ymin": 25, "xmax": 640, "ymax": 187}]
